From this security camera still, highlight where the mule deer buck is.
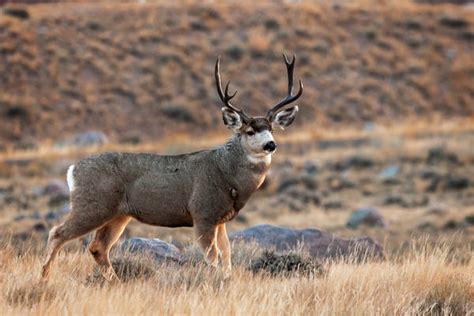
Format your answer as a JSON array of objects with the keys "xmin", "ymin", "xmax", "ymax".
[{"xmin": 41, "ymin": 54, "xmax": 303, "ymax": 281}]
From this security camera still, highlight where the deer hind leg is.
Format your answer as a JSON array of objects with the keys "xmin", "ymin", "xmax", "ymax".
[
  {"xmin": 216, "ymin": 223, "xmax": 232, "ymax": 277},
  {"xmin": 41, "ymin": 211, "xmax": 114, "ymax": 282},
  {"xmin": 194, "ymin": 223, "xmax": 219, "ymax": 268},
  {"xmin": 88, "ymin": 215, "xmax": 131, "ymax": 281}
]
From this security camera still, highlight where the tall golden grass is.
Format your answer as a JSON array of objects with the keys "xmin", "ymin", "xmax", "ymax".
[{"xmin": 1, "ymin": 238, "xmax": 472, "ymax": 315}]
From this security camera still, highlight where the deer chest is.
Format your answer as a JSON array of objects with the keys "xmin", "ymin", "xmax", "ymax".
[{"xmin": 219, "ymin": 209, "xmax": 239, "ymax": 223}]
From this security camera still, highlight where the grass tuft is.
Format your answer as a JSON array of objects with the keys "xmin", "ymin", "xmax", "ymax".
[{"xmin": 249, "ymin": 250, "xmax": 325, "ymax": 277}]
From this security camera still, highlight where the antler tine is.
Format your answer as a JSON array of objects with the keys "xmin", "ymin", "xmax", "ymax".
[
  {"xmin": 266, "ymin": 54, "xmax": 304, "ymax": 120},
  {"xmin": 215, "ymin": 57, "xmax": 250, "ymax": 122}
]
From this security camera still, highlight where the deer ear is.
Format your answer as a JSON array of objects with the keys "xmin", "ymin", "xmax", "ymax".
[
  {"xmin": 272, "ymin": 106, "xmax": 299, "ymax": 130},
  {"xmin": 221, "ymin": 107, "xmax": 243, "ymax": 131}
]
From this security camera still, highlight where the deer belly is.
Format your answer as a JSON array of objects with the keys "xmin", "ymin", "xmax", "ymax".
[{"xmin": 132, "ymin": 207, "xmax": 194, "ymax": 227}]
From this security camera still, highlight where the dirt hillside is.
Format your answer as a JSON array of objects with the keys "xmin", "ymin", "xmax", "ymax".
[{"xmin": 1, "ymin": 1, "xmax": 473, "ymax": 146}]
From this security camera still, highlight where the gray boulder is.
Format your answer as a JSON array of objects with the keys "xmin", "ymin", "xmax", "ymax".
[
  {"xmin": 229, "ymin": 224, "xmax": 384, "ymax": 262},
  {"xmin": 119, "ymin": 237, "xmax": 183, "ymax": 264},
  {"xmin": 33, "ymin": 180, "xmax": 69, "ymax": 197},
  {"xmin": 347, "ymin": 207, "xmax": 386, "ymax": 229},
  {"xmin": 56, "ymin": 131, "xmax": 108, "ymax": 148}
]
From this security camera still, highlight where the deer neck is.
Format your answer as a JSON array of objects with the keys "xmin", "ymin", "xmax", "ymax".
[{"xmin": 217, "ymin": 134, "xmax": 271, "ymax": 176}]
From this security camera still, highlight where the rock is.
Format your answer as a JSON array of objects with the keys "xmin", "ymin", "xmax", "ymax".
[
  {"xmin": 383, "ymin": 195, "xmax": 407, "ymax": 207},
  {"xmin": 420, "ymin": 169, "xmax": 439, "ymax": 180},
  {"xmin": 302, "ymin": 160, "xmax": 318, "ymax": 175},
  {"xmin": 333, "ymin": 155, "xmax": 374, "ymax": 171},
  {"xmin": 417, "ymin": 221, "xmax": 435, "ymax": 230},
  {"xmin": 411, "ymin": 195, "xmax": 429, "ymax": 207},
  {"xmin": 3, "ymin": 7, "xmax": 30, "ymax": 20},
  {"xmin": 48, "ymin": 194, "xmax": 70, "ymax": 207},
  {"xmin": 426, "ymin": 174, "xmax": 470, "ymax": 192},
  {"xmin": 285, "ymin": 197, "xmax": 306, "ymax": 212},
  {"xmin": 56, "ymin": 131, "xmax": 108, "ymax": 148},
  {"xmin": 44, "ymin": 211, "xmax": 61, "ymax": 221},
  {"xmin": 363, "ymin": 122, "xmax": 376, "ymax": 131},
  {"xmin": 34, "ymin": 180, "xmax": 70, "ymax": 206},
  {"xmin": 384, "ymin": 195, "xmax": 428, "ymax": 208},
  {"xmin": 327, "ymin": 176, "xmax": 354, "ymax": 191},
  {"xmin": 119, "ymin": 237, "xmax": 183, "ymax": 264},
  {"xmin": 14, "ymin": 214, "xmax": 26, "ymax": 221},
  {"xmin": 426, "ymin": 207, "xmax": 446, "ymax": 215},
  {"xmin": 30, "ymin": 211, "xmax": 41, "ymax": 220},
  {"xmin": 439, "ymin": 14, "xmax": 468, "ymax": 28},
  {"xmin": 229, "ymin": 224, "xmax": 385, "ymax": 262},
  {"xmin": 277, "ymin": 175, "xmax": 317, "ymax": 193},
  {"xmin": 426, "ymin": 147, "xmax": 459, "ymax": 165},
  {"xmin": 32, "ymin": 222, "xmax": 47, "ymax": 232},
  {"xmin": 346, "ymin": 207, "xmax": 386, "ymax": 229},
  {"xmin": 445, "ymin": 176, "xmax": 469, "ymax": 190},
  {"xmin": 443, "ymin": 219, "xmax": 460, "ymax": 230},
  {"xmin": 465, "ymin": 215, "xmax": 474, "ymax": 225},
  {"xmin": 58, "ymin": 202, "xmax": 71, "ymax": 215},
  {"xmin": 38, "ymin": 180, "xmax": 69, "ymax": 196},
  {"xmin": 283, "ymin": 187, "xmax": 320, "ymax": 206},
  {"xmin": 322, "ymin": 200, "xmax": 344, "ymax": 210},
  {"xmin": 378, "ymin": 165, "xmax": 400, "ymax": 180}
]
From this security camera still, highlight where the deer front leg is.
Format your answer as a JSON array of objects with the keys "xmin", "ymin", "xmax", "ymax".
[
  {"xmin": 216, "ymin": 223, "xmax": 232, "ymax": 277},
  {"xmin": 194, "ymin": 223, "xmax": 219, "ymax": 268}
]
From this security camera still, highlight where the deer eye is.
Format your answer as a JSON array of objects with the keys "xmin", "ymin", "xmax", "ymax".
[{"xmin": 246, "ymin": 130, "xmax": 255, "ymax": 136}]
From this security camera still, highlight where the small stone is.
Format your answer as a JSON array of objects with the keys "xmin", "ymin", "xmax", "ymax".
[
  {"xmin": 439, "ymin": 14, "xmax": 468, "ymax": 28},
  {"xmin": 378, "ymin": 165, "xmax": 399, "ymax": 180},
  {"xmin": 32, "ymin": 222, "xmax": 46, "ymax": 232},
  {"xmin": 346, "ymin": 208, "xmax": 386, "ymax": 229},
  {"xmin": 119, "ymin": 237, "xmax": 183, "ymax": 264},
  {"xmin": 55, "ymin": 131, "xmax": 108, "ymax": 148},
  {"xmin": 302, "ymin": 160, "xmax": 318, "ymax": 175},
  {"xmin": 417, "ymin": 221, "xmax": 434, "ymax": 230},
  {"xmin": 426, "ymin": 147, "xmax": 459, "ymax": 165},
  {"xmin": 426, "ymin": 207, "xmax": 446, "ymax": 215},
  {"xmin": 464, "ymin": 215, "xmax": 474, "ymax": 225},
  {"xmin": 39, "ymin": 180, "xmax": 69, "ymax": 196},
  {"xmin": 383, "ymin": 195, "xmax": 407, "ymax": 207},
  {"xmin": 322, "ymin": 200, "xmax": 344, "ymax": 210},
  {"xmin": 229, "ymin": 224, "xmax": 384, "ymax": 262},
  {"xmin": 14, "ymin": 215, "xmax": 26, "ymax": 221},
  {"xmin": 443, "ymin": 220, "xmax": 459, "ymax": 230},
  {"xmin": 48, "ymin": 193, "xmax": 70, "ymax": 207},
  {"xmin": 45, "ymin": 211, "xmax": 59, "ymax": 221},
  {"xmin": 30, "ymin": 211, "xmax": 41, "ymax": 220},
  {"xmin": 445, "ymin": 176, "xmax": 469, "ymax": 190}
]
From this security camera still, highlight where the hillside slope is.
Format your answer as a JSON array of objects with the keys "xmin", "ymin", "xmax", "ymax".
[{"xmin": 1, "ymin": 2, "xmax": 473, "ymax": 145}]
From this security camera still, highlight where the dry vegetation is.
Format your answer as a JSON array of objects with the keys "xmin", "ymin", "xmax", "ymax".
[
  {"xmin": 0, "ymin": 239, "xmax": 472, "ymax": 315},
  {"xmin": 1, "ymin": 0, "xmax": 474, "ymax": 314},
  {"xmin": 1, "ymin": 0, "xmax": 474, "ymax": 148},
  {"xmin": 1, "ymin": 118, "xmax": 473, "ymax": 315}
]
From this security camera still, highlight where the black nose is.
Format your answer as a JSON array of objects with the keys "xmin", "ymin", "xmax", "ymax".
[{"xmin": 263, "ymin": 141, "xmax": 277, "ymax": 152}]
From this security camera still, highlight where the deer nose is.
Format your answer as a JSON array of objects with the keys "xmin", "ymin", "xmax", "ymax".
[{"xmin": 263, "ymin": 141, "xmax": 277, "ymax": 152}]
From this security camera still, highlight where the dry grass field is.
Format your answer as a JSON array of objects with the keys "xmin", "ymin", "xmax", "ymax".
[
  {"xmin": 1, "ymin": 0, "xmax": 474, "ymax": 315},
  {"xmin": 1, "ymin": 117, "xmax": 473, "ymax": 315},
  {"xmin": 0, "ymin": 240, "xmax": 472, "ymax": 315}
]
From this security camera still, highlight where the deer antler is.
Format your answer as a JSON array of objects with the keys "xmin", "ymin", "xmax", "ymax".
[
  {"xmin": 215, "ymin": 57, "xmax": 251, "ymax": 123},
  {"xmin": 266, "ymin": 54, "xmax": 303, "ymax": 120}
]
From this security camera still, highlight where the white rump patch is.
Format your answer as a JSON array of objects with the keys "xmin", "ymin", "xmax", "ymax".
[{"xmin": 66, "ymin": 165, "xmax": 75, "ymax": 192}]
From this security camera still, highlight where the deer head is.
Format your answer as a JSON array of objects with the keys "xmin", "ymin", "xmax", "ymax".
[{"xmin": 215, "ymin": 54, "xmax": 303, "ymax": 157}]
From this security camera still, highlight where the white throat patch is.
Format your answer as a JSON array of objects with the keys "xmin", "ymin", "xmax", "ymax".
[{"xmin": 247, "ymin": 153, "xmax": 272, "ymax": 165}]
